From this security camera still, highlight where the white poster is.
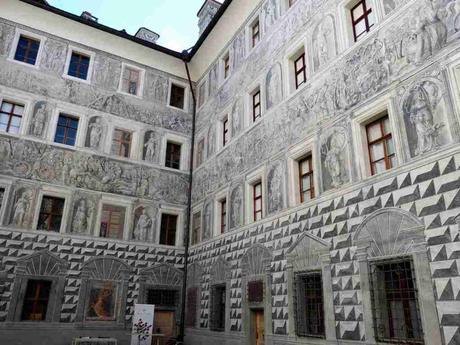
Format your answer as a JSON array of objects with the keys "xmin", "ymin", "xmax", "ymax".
[{"xmin": 131, "ymin": 304, "xmax": 155, "ymax": 345}]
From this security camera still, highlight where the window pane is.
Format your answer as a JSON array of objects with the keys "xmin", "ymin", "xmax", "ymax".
[
  {"xmin": 370, "ymin": 142, "xmax": 385, "ymax": 161},
  {"xmin": 373, "ymin": 160, "xmax": 386, "ymax": 174},
  {"xmin": 367, "ymin": 122, "xmax": 381, "ymax": 142},
  {"xmin": 352, "ymin": 3, "xmax": 364, "ymax": 19},
  {"xmin": 1, "ymin": 102, "xmax": 12, "ymax": 113},
  {"xmin": 368, "ymin": 9, "xmax": 375, "ymax": 27},
  {"xmin": 354, "ymin": 20, "xmax": 367, "ymax": 37},
  {"xmin": 14, "ymin": 105, "xmax": 24, "ymax": 116},
  {"xmin": 386, "ymin": 138, "xmax": 395, "ymax": 156}
]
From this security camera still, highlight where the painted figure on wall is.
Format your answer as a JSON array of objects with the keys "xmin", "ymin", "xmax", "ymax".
[
  {"xmin": 12, "ymin": 189, "xmax": 32, "ymax": 227},
  {"xmin": 312, "ymin": 16, "xmax": 336, "ymax": 71},
  {"xmin": 321, "ymin": 128, "xmax": 348, "ymax": 189},
  {"xmin": 133, "ymin": 209, "xmax": 152, "ymax": 242},
  {"xmin": 266, "ymin": 63, "xmax": 283, "ymax": 110},
  {"xmin": 86, "ymin": 281, "xmax": 117, "ymax": 321},
  {"xmin": 72, "ymin": 199, "xmax": 91, "ymax": 234},
  {"xmin": 88, "ymin": 118, "xmax": 104, "ymax": 150},
  {"xmin": 143, "ymin": 132, "xmax": 156, "ymax": 162},
  {"xmin": 202, "ymin": 202, "xmax": 212, "ymax": 240},
  {"xmin": 267, "ymin": 161, "xmax": 284, "ymax": 214},
  {"xmin": 230, "ymin": 185, "xmax": 242, "ymax": 229},
  {"xmin": 264, "ymin": 0, "xmax": 279, "ymax": 32},
  {"xmin": 30, "ymin": 103, "xmax": 47, "ymax": 137}
]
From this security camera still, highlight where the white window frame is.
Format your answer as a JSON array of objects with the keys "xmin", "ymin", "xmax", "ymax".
[
  {"xmin": 217, "ymin": 110, "xmax": 231, "ymax": 152},
  {"xmin": 287, "ymin": 137, "xmax": 319, "ymax": 207},
  {"xmin": 117, "ymin": 62, "xmax": 145, "ymax": 98},
  {"xmin": 220, "ymin": 51, "xmax": 231, "ymax": 84},
  {"xmin": 246, "ymin": 12, "xmax": 262, "ymax": 51},
  {"xmin": 63, "ymin": 45, "xmax": 95, "ymax": 84},
  {"xmin": 157, "ymin": 205, "xmax": 185, "ymax": 247},
  {"xmin": 161, "ymin": 132, "xmax": 189, "ymax": 172},
  {"xmin": 167, "ymin": 79, "xmax": 189, "ymax": 112},
  {"xmin": 95, "ymin": 196, "xmax": 133, "ymax": 241},
  {"xmin": 245, "ymin": 167, "xmax": 266, "ymax": 224},
  {"xmin": 214, "ymin": 188, "xmax": 229, "ymax": 237},
  {"xmin": 0, "ymin": 92, "xmax": 33, "ymax": 137},
  {"xmin": 8, "ymin": 28, "xmax": 46, "ymax": 69},
  {"xmin": 49, "ymin": 106, "xmax": 86, "ymax": 148},
  {"xmin": 33, "ymin": 186, "xmax": 71, "ymax": 235},
  {"xmin": 351, "ymin": 95, "xmax": 402, "ymax": 179}
]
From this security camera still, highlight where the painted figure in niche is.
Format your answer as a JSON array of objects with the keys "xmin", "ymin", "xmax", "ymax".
[
  {"xmin": 266, "ymin": 64, "xmax": 282, "ymax": 110},
  {"xmin": 12, "ymin": 190, "xmax": 32, "ymax": 227},
  {"xmin": 154, "ymin": 77, "xmax": 167, "ymax": 102},
  {"xmin": 88, "ymin": 118, "xmax": 104, "ymax": 149},
  {"xmin": 30, "ymin": 103, "xmax": 47, "ymax": 137},
  {"xmin": 208, "ymin": 64, "xmax": 218, "ymax": 97},
  {"xmin": 87, "ymin": 281, "xmax": 117, "ymax": 321},
  {"xmin": 203, "ymin": 203, "xmax": 212, "ymax": 240},
  {"xmin": 268, "ymin": 163, "xmax": 283, "ymax": 213},
  {"xmin": 208, "ymin": 125, "xmax": 216, "ymax": 157},
  {"xmin": 72, "ymin": 199, "xmax": 91, "ymax": 234},
  {"xmin": 232, "ymin": 100, "xmax": 242, "ymax": 134},
  {"xmin": 133, "ymin": 209, "xmax": 152, "ymax": 241},
  {"xmin": 231, "ymin": 186, "xmax": 242, "ymax": 228},
  {"xmin": 403, "ymin": 81, "xmax": 444, "ymax": 155},
  {"xmin": 264, "ymin": 0, "xmax": 278, "ymax": 31},
  {"xmin": 144, "ymin": 132, "xmax": 156, "ymax": 162},
  {"xmin": 322, "ymin": 129, "xmax": 347, "ymax": 188},
  {"xmin": 312, "ymin": 17, "xmax": 335, "ymax": 71}
]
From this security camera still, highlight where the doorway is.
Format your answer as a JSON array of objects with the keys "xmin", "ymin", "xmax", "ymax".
[
  {"xmin": 250, "ymin": 309, "xmax": 264, "ymax": 345},
  {"xmin": 154, "ymin": 310, "xmax": 175, "ymax": 337}
]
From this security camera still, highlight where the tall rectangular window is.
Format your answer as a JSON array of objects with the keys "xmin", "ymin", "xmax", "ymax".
[
  {"xmin": 223, "ymin": 55, "xmax": 230, "ymax": 79},
  {"xmin": 191, "ymin": 211, "xmax": 201, "ymax": 245},
  {"xmin": 165, "ymin": 142, "xmax": 181, "ymax": 169},
  {"xmin": 54, "ymin": 114, "xmax": 79, "ymax": 146},
  {"xmin": 294, "ymin": 53, "xmax": 307, "ymax": 89},
  {"xmin": 252, "ymin": 90, "xmax": 261, "ymax": 122},
  {"xmin": 37, "ymin": 196, "xmax": 65, "ymax": 232},
  {"xmin": 220, "ymin": 199, "xmax": 227, "ymax": 234},
  {"xmin": 21, "ymin": 280, "xmax": 52, "ymax": 321},
  {"xmin": 252, "ymin": 20, "xmax": 260, "ymax": 47},
  {"xmin": 289, "ymin": 0, "xmax": 297, "ymax": 7},
  {"xmin": 14, "ymin": 35, "xmax": 40, "ymax": 65},
  {"xmin": 0, "ymin": 101, "xmax": 24, "ymax": 134},
  {"xmin": 222, "ymin": 116, "xmax": 229, "ymax": 147},
  {"xmin": 121, "ymin": 66, "xmax": 140, "ymax": 96},
  {"xmin": 210, "ymin": 285, "xmax": 226, "ymax": 332},
  {"xmin": 299, "ymin": 156, "xmax": 314, "ymax": 202},
  {"xmin": 351, "ymin": 0, "xmax": 375, "ymax": 42},
  {"xmin": 247, "ymin": 280, "xmax": 264, "ymax": 303},
  {"xmin": 370, "ymin": 258, "xmax": 423, "ymax": 344},
  {"xmin": 67, "ymin": 51, "xmax": 90, "ymax": 80},
  {"xmin": 100, "ymin": 204, "xmax": 126, "ymax": 239},
  {"xmin": 170, "ymin": 84, "xmax": 186, "ymax": 109},
  {"xmin": 196, "ymin": 139, "xmax": 205, "ymax": 167},
  {"xmin": 160, "ymin": 213, "xmax": 177, "ymax": 246},
  {"xmin": 366, "ymin": 115, "xmax": 395, "ymax": 175},
  {"xmin": 186, "ymin": 287, "xmax": 198, "ymax": 327},
  {"xmin": 295, "ymin": 272, "xmax": 325, "ymax": 337},
  {"xmin": 253, "ymin": 182, "xmax": 263, "ymax": 221},
  {"xmin": 111, "ymin": 129, "xmax": 132, "ymax": 158}
]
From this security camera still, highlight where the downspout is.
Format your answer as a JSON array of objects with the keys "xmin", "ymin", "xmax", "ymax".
[{"xmin": 177, "ymin": 51, "xmax": 196, "ymax": 345}]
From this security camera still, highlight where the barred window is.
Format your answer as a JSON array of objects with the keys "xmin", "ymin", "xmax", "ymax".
[
  {"xmin": 247, "ymin": 280, "xmax": 264, "ymax": 303},
  {"xmin": 186, "ymin": 287, "xmax": 198, "ymax": 327},
  {"xmin": 210, "ymin": 284, "xmax": 226, "ymax": 332},
  {"xmin": 146, "ymin": 289, "xmax": 177, "ymax": 307},
  {"xmin": 21, "ymin": 279, "xmax": 52, "ymax": 321},
  {"xmin": 295, "ymin": 272, "xmax": 325, "ymax": 338},
  {"xmin": 369, "ymin": 258, "xmax": 423, "ymax": 344}
]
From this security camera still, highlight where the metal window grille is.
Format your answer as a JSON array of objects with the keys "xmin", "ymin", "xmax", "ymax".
[
  {"xmin": 369, "ymin": 258, "xmax": 424, "ymax": 344},
  {"xmin": 294, "ymin": 272, "xmax": 325, "ymax": 338},
  {"xmin": 186, "ymin": 287, "xmax": 198, "ymax": 327},
  {"xmin": 210, "ymin": 284, "xmax": 226, "ymax": 332},
  {"xmin": 247, "ymin": 280, "xmax": 264, "ymax": 303},
  {"xmin": 146, "ymin": 289, "xmax": 177, "ymax": 307}
]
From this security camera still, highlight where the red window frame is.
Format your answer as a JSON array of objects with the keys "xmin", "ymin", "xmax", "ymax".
[
  {"xmin": 351, "ymin": 0, "xmax": 374, "ymax": 42},
  {"xmin": 366, "ymin": 116, "xmax": 395, "ymax": 175},
  {"xmin": 299, "ymin": 156, "xmax": 314, "ymax": 202},
  {"xmin": 253, "ymin": 182, "xmax": 263, "ymax": 221},
  {"xmin": 37, "ymin": 196, "xmax": 65, "ymax": 232},
  {"xmin": 160, "ymin": 213, "xmax": 178, "ymax": 246},
  {"xmin": 222, "ymin": 116, "xmax": 229, "ymax": 147},
  {"xmin": 0, "ymin": 101, "xmax": 23, "ymax": 134},
  {"xmin": 252, "ymin": 90, "xmax": 261, "ymax": 122},
  {"xmin": 252, "ymin": 20, "xmax": 260, "ymax": 47},
  {"xmin": 100, "ymin": 205, "xmax": 125, "ymax": 239},
  {"xmin": 112, "ymin": 129, "xmax": 132, "ymax": 158},
  {"xmin": 294, "ymin": 53, "xmax": 307, "ymax": 89},
  {"xmin": 220, "ymin": 199, "xmax": 227, "ymax": 234}
]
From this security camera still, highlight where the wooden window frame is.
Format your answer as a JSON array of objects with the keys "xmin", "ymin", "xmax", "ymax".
[
  {"xmin": 54, "ymin": 114, "xmax": 79, "ymax": 146},
  {"xmin": 68, "ymin": 51, "xmax": 91, "ymax": 80},
  {"xmin": 14, "ymin": 35, "xmax": 40, "ymax": 65},
  {"xmin": 365, "ymin": 116, "xmax": 395, "ymax": 175},
  {"xmin": 0, "ymin": 100, "xmax": 24, "ymax": 134},
  {"xmin": 298, "ymin": 155, "xmax": 314, "ymax": 202},
  {"xmin": 252, "ymin": 90, "xmax": 261, "ymax": 122},
  {"xmin": 160, "ymin": 213, "xmax": 178, "ymax": 246},
  {"xmin": 100, "ymin": 204, "xmax": 126, "ymax": 239},
  {"xmin": 294, "ymin": 53, "xmax": 307, "ymax": 89},
  {"xmin": 252, "ymin": 20, "xmax": 260, "ymax": 47},
  {"xmin": 253, "ymin": 181, "xmax": 263, "ymax": 221},
  {"xmin": 37, "ymin": 196, "xmax": 65, "ymax": 232},
  {"xmin": 165, "ymin": 141, "xmax": 182, "ymax": 169},
  {"xmin": 350, "ymin": 0, "xmax": 374, "ymax": 42},
  {"xmin": 169, "ymin": 83, "xmax": 186, "ymax": 110},
  {"xmin": 112, "ymin": 129, "xmax": 132, "ymax": 158}
]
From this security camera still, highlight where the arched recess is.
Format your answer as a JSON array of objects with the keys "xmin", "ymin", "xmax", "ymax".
[
  {"xmin": 240, "ymin": 244, "xmax": 273, "ymax": 340},
  {"xmin": 286, "ymin": 232, "xmax": 336, "ymax": 341},
  {"xmin": 209, "ymin": 256, "xmax": 231, "ymax": 332},
  {"xmin": 354, "ymin": 208, "xmax": 442, "ymax": 345},
  {"xmin": 7, "ymin": 250, "xmax": 69, "ymax": 322},
  {"xmin": 138, "ymin": 263, "xmax": 184, "ymax": 332},
  {"xmin": 75, "ymin": 256, "xmax": 130, "ymax": 327},
  {"xmin": 185, "ymin": 262, "xmax": 203, "ymax": 329}
]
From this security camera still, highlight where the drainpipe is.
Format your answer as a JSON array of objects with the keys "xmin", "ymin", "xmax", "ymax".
[{"xmin": 177, "ymin": 50, "xmax": 196, "ymax": 345}]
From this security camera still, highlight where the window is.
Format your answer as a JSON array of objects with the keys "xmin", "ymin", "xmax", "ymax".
[
  {"xmin": 160, "ymin": 213, "xmax": 177, "ymax": 246},
  {"xmin": 14, "ymin": 35, "xmax": 40, "ymax": 65},
  {"xmin": 294, "ymin": 53, "xmax": 307, "ymax": 89},
  {"xmin": 295, "ymin": 272, "xmax": 325, "ymax": 337},
  {"xmin": 198, "ymin": 82, "xmax": 206, "ymax": 108},
  {"xmin": 247, "ymin": 280, "xmax": 264, "ymax": 303},
  {"xmin": 369, "ymin": 258, "xmax": 423, "ymax": 344},
  {"xmin": 100, "ymin": 204, "xmax": 126, "ymax": 239},
  {"xmin": 21, "ymin": 280, "xmax": 52, "ymax": 321},
  {"xmin": 223, "ymin": 55, "xmax": 230, "ymax": 79},
  {"xmin": 210, "ymin": 285, "xmax": 226, "ymax": 332},
  {"xmin": 169, "ymin": 83, "xmax": 186, "ymax": 109},
  {"xmin": 120, "ymin": 66, "xmax": 141, "ymax": 96},
  {"xmin": 165, "ymin": 141, "xmax": 182, "ymax": 169},
  {"xmin": 54, "ymin": 114, "xmax": 79, "ymax": 146},
  {"xmin": 220, "ymin": 199, "xmax": 227, "ymax": 234},
  {"xmin": 253, "ymin": 181, "xmax": 263, "ymax": 221},
  {"xmin": 147, "ymin": 289, "xmax": 177, "ymax": 307},
  {"xmin": 252, "ymin": 89, "xmax": 261, "ymax": 122},
  {"xmin": 67, "ymin": 51, "xmax": 91, "ymax": 80},
  {"xmin": 0, "ymin": 100, "xmax": 24, "ymax": 134},
  {"xmin": 366, "ymin": 116, "xmax": 395, "ymax": 175},
  {"xmin": 299, "ymin": 156, "xmax": 314, "ymax": 202},
  {"xmin": 186, "ymin": 287, "xmax": 198, "ymax": 327},
  {"xmin": 289, "ymin": 0, "xmax": 297, "ymax": 7},
  {"xmin": 252, "ymin": 20, "xmax": 260, "ymax": 47},
  {"xmin": 37, "ymin": 196, "xmax": 65, "ymax": 232},
  {"xmin": 191, "ymin": 211, "xmax": 201, "ymax": 245},
  {"xmin": 351, "ymin": 0, "xmax": 375, "ymax": 42},
  {"xmin": 222, "ymin": 116, "xmax": 229, "ymax": 147},
  {"xmin": 111, "ymin": 129, "xmax": 132, "ymax": 158},
  {"xmin": 196, "ymin": 138, "xmax": 205, "ymax": 167}
]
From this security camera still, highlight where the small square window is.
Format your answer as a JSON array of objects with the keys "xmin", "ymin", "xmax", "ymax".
[
  {"xmin": 160, "ymin": 213, "xmax": 178, "ymax": 246},
  {"xmin": 54, "ymin": 114, "xmax": 79, "ymax": 146},
  {"xmin": 169, "ymin": 84, "xmax": 186, "ymax": 109},
  {"xmin": 67, "ymin": 51, "xmax": 91, "ymax": 80},
  {"xmin": 111, "ymin": 129, "xmax": 132, "ymax": 158},
  {"xmin": 121, "ymin": 66, "xmax": 141, "ymax": 96},
  {"xmin": 100, "ymin": 204, "xmax": 126, "ymax": 239},
  {"xmin": 0, "ymin": 100, "xmax": 24, "ymax": 134},
  {"xmin": 21, "ymin": 279, "xmax": 52, "ymax": 321},
  {"xmin": 165, "ymin": 141, "xmax": 182, "ymax": 169},
  {"xmin": 37, "ymin": 196, "xmax": 65, "ymax": 232},
  {"xmin": 351, "ymin": 0, "xmax": 375, "ymax": 42},
  {"xmin": 366, "ymin": 115, "xmax": 395, "ymax": 175},
  {"xmin": 14, "ymin": 35, "xmax": 40, "ymax": 65},
  {"xmin": 252, "ymin": 89, "xmax": 261, "ymax": 122}
]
